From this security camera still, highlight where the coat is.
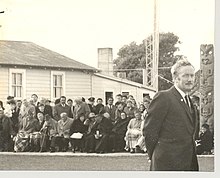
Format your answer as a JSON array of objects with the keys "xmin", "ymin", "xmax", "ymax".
[
  {"xmin": 70, "ymin": 119, "xmax": 88, "ymax": 135},
  {"xmin": 57, "ymin": 117, "xmax": 74, "ymax": 138},
  {"xmin": 73, "ymin": 103, "xmax": 90, "ymax": 120},
  {"xmin": 19, "ymin": 115, "xmax": 41, "ymax": 134},
  {"xmin": 36, "ymin": 105, "xmax": 53, "ymax": 118},
  {"xmin": 53, "ymin": 104, "xmax": 71, "ymax": 121},
  {"xmin": 143, "ymin": 86, "xmax": 199, "ymax": 171},
  {"xmin": 0, "ymin": 115, "xmax": 15, "ymax": 138},
  {"xmin": 104, "ymin": 105, "xmax": 116, "ymax": 123},
  {"xmin": 41, "ymin": 118, "xmax": 58, "ymax": 137}
]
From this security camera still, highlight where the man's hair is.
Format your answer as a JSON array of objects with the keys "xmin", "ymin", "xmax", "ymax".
[
  {"xmin": 31, "ymin": 94, "xmax": 38, "ymax": 98},
  {"xmin": 116, "ymin": 94, "xmax": 122, "ymax": 97},
  {"xmin": 122, "ymin": 95, "xmax": 127, "ymax": 99},
  {"xmin": 60, "ymin": 96, "xmax": 66, "ymax": 100},
  {"xmin": 202, "ymin": 123, "xmax": 210, "ymax": 130},
  {"xmin": 108, "ymin": 97, "xmax": 114, "ymax": 101},
  {"xmin": 171, "ymin": 59, "xmax": 194, "ymax": 80},
  {"xmin": 97, "ymin": 98, "xmax": 103, "ymax": 102},
  {"xmin": 67, "ymin": 99, "xmax": 73, "ymax": 103}
]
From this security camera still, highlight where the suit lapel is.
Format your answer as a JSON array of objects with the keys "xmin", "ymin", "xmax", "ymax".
[{"xmin": 170, "ymin": 87, "xmax": 194, "ymax": 125}]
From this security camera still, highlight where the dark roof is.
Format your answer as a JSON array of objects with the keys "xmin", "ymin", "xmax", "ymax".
[{"xmin": 0, "ymin": 40, "xmax": 97, "ymax": 71}]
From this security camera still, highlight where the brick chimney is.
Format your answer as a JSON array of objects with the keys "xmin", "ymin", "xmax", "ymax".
[{"xmin": 98, "ymin": 48, "xmax": 113, "ymax": 76}]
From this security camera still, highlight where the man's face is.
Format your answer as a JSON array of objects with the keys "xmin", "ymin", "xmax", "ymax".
[
  {"xmin": 39, "ymin": 106, "xmax": 45, "ymax": 112},
  {"xmin": 118, "ymin": 104, "xmax": 123, "ymax": 110},
  {"xmin": 60, "ymin": 98, "xmax": 66, "ymax": 105},
  {"xmin": 108, "ymin": 98, "xmax": 113, "ymax": 105},
  {"xmin": 17, "ymin": 101, "xmax": 22, "ymax": 108},
  {"xmin": 122, "ymin": 97, "xmax": 127, "ymax": 103},
  {"xmin": 10, "ymin": 103, "xmax": 16, "ymax": 110},
  {"xmin": 201, "ymin": 127, "xmax": 207, "ymax": 133},
  {"xmin": 61, "ymin": 113, "xmax": 67, "ymax": 121},
  {"xmin": 143, "ymin": 101, "xmax": 150, "ymax": 110},
  {"xmin": 175, "ymin": 66, "xmax": 195, "ymax": 93},
  {"xmin": 121, "ymin": 113, "xmax": 126, "ymax": 120},
  {"xmin": 67, "ymin": 100, "xmax": 73, "ymax": 107},
  {"xmin": 31, "ymin": 95, "xmax": 38, "ymax": 102},
  {"xmin": 127, "ymin": 102, "xmax": 132, "ymax": 107},
  {"xmin": 89, "ymin": 100, "xmax": 95, "ymax": 105},
  {"xmin": 23, "ymin": 100, "xmax": 28, "ymax": 107},
  {"xmin": 97, "ymin": 100, "xmax": 102, "ymax": 105},
  {"xmin": 116, "ymin": 96, "xmax": 122, "ymax": 102},
  {"xmin": 37, "ymin": 113, "xmax": 44, "ymax": 122}
]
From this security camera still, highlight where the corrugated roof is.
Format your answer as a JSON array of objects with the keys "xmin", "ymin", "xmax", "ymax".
[{"xmin": 0, "ymin": 40, "xmax": 97, "ymax": 71}]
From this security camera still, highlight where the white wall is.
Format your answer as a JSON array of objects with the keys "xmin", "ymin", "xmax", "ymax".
[{"xmin": 0, "ymin": 68, "xmax": 9, "ymax": 102}]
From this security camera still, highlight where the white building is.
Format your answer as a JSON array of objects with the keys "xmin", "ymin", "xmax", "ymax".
[{"xmin": 0, "ymin": 40, "xmax": 156, "ymax": 105}]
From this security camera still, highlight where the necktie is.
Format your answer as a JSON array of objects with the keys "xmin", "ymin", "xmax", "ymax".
[{"xmin": 184, "ymin": 95, "xmax": 191, "ymax": 112}]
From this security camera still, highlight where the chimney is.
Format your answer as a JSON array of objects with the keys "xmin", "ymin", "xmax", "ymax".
[{"xmin": 98, "ymin": 48, "xmax": 113, "ymax": 76}]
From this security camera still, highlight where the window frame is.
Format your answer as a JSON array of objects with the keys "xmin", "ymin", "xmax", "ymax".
[
  {"xmin": 9, "ymin": 68, "xmax": 26, "ymax": 100},
  {"xmin": 51, "ymin": 71, "xmax": 66, "ymax": 100}
]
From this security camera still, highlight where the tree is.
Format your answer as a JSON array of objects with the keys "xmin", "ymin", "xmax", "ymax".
[{"xmin": 114, "ymin": 32, "xmax": 182, "ymax": 90}]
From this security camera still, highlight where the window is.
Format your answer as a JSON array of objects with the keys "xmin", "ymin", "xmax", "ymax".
[
  {"xmin": 51, "ymin": 71, "xmax": 65, "ymax": 99},
  {"xmin": 9, "ymin": 69, "xmax": 26, "ymax": 99}
]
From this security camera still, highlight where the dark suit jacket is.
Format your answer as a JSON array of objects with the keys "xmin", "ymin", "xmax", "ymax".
[
  {"xmin": 53, "ymin": 104, "xmax": 71, "ymax": 121},
  {"xmin": 199, "ymin": 130, "xmax": 214, "ymax": 152},
  {"xmin": 143, "ymin": 86, "xmax": 199, "ymax": 171},
  {"xmin": 104, "ymin": 105, "xmax": 116, "ymax": 122}
]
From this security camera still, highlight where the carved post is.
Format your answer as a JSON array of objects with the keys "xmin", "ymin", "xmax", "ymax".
[{"xmin": 200, "ymin": 44, "xmax": 214, "ymax": 132}]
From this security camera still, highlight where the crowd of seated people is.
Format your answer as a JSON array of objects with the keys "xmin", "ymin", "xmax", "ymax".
[
  {"xmin": 0, "ymin": 94, "xmax": 153, "ymax": 154},
  {"xmin": 0, "ymin": 94, "xmax": 215, "ymax": 155}
]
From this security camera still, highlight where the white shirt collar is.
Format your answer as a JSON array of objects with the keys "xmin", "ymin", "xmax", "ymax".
[{"xmin": 174, "ymin": 84, "xmax": 189, "ymax": 101}]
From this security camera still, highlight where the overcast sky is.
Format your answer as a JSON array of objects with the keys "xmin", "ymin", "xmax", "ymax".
[{"xmin": 0, "ymin": 0, "xmax": 215, "ymax": 70}]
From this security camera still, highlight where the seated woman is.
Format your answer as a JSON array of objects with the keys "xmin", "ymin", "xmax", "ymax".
[
  {"xmin": 0, "ymin": 109, "xmax": 15, "ymax": 152},
  {"xmin": 14, "ymin": 108, "xmax": 40, "ymax": 152},
  {"xmin": 83, "ymin": 112, "xmax": 97, "ymax": 153},
  {"xmin": 109, "ymin": 112, "xmax": 130, "ymax": 152},
  {"xmin": 69, "ymin": 114, "xmax": 88, "ymax": 152},
  {"xmin": 29, "ymin": 112, "xmax": 45, "ymax": 152},
  {"xmin": 124, "ymin": 110, "xmax": 142, "ymax": 153},
  {"xmin": 39, "ymin": 114, "xmax": 58, "ymax": 152},
  {"xmin": 84, "ymin": 113, "xmax": 113, "ymax": 153}
]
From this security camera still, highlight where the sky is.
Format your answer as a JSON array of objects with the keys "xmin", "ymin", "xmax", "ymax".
[{"xmin": 0, "ymin": 0, "xmax": 215, "ymax": 71}]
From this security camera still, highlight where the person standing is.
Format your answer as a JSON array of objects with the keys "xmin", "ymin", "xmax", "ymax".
[
  {"xmin": 104, "ymin": 97, "xmax": 116, "ymax": 124},
  {"xmin": 143, "ymin": 59, "xmax": 199, "ymax": 171},
  {"xmin": 67, "ymin": 99, "xmax": 74, "ymax": 118},
  {"xmin": 53, "ymin": 96, "xmax": 71, "ymax": 121},
  {"xmin": 73, "ymin": 97, "xmax": 90, "ymax": 120},
  {"xmin": 87, "ymin": 97, "xmax": 96, "ymax": 114}
]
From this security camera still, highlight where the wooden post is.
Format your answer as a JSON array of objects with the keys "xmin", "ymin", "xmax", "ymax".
[{"xmin": 199, "ymin": 44, "xmax": 214, "ymax": 132}]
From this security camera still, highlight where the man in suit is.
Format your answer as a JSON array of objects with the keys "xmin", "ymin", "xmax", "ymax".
[
  {"xmin": 104, "ymin": 97, "xmax": 116, "ymax": 124},
  {"xmin": 73, "ymin": 97, "xmax": 90, "ymax": 120},
  {"xmin": 143, "ymin": 59, "xmax": 199, "ymax": 171},
  {"xmin": 67, "ymin": 99, "xmax": 74, "ymax": 118},
  {"xmin": 31, "ymin": 94, "xmax": 39, "ymax": 107},
  {"xmin": 53, "ymin": 96, "xmax": 71, "ymax": 121}
]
